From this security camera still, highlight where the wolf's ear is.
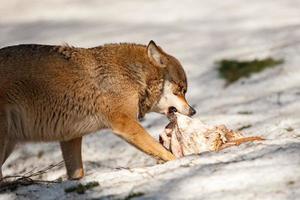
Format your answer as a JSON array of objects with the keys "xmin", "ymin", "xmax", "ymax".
[{"xmin": 147, "ymin": 40, "xmax": 166, "ymax": 67}]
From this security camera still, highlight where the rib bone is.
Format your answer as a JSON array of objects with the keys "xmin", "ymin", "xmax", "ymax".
[{"xmin": 159, "ymin": 113, "xmax": 263, "ymax": 158}]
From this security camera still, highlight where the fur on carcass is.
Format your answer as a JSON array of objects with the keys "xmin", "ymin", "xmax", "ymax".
[{"xmin": 159, "ymin": 113, "xmax": 263, "ymax": 158}]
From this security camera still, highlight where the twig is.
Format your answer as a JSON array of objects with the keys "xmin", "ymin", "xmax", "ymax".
[{"xmin": 0, "ymin": 161, "xmax": 64, "ymax": 192}]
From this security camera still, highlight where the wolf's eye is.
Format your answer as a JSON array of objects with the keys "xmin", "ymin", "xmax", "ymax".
[{"xmin": 173, "ymin": 91, "xmax": 180, "ymax": 95}]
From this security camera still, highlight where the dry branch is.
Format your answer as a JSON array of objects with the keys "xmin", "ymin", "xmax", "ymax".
[{"xmin": 0, "ymin": 161, "xmax": 64, "ymax": 192}]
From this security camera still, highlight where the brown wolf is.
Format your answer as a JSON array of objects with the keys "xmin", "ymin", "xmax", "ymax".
[{"xmin": 0, "ymin": 41, "xmax": 196, "ymax": 179}]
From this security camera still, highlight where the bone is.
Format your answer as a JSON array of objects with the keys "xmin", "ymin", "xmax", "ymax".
[{"xmin": 159, "ymin": 113, "xmax": 263, "ymax": 158}]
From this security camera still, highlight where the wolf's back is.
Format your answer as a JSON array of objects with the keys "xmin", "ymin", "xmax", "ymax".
[{"xmin": 0, "ymin": 44, "xmax": 103, "ymax": 141}]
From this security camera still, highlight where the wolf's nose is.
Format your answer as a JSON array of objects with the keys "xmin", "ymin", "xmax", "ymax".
[{"xmin": 189, "ymin": 107, "xmax": 196, "ymax": 116}]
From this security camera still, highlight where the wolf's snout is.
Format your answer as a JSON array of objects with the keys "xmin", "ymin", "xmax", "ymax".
[{"xmin": 188, "ymin": 106, "xmax": 196, "ymax": 116}]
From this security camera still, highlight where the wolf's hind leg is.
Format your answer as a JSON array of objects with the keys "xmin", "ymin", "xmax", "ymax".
[
  {"xmin": 60, "ymin": 137, "xmax": 84, "ymax": 180},
  {"xmin": 0, "ymin": 107, "xmax": 16, "ymax": 179},
  {"xmin": 0, "ymin": 132, "xmax": 16, "ymax": 179}
]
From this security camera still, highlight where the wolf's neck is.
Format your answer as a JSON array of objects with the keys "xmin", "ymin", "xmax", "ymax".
[
  {"xmin": 91, "ymin": 43, "xmax": 164, "ymax": 118},
  {"xmin": 116, "ymin": 44, "xmax": 164, "ymax": 119},
  {"xmin": 138, "ymin": 77, "xmax": 164, "ymax": 119}
]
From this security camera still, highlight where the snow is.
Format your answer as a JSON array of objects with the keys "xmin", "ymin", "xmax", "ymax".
[{"xmin": 1, "ymin": 0, "xmax": 300, "ymax": 199}]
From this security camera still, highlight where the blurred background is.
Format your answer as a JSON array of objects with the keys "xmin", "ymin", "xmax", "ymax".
[
  {"xmin": 1, "ymin": 0, "xmax": 300, "ymax": 199},
  {"xmin": 1, "ymin": 0, "xmax": 300, "ymax": 113}
]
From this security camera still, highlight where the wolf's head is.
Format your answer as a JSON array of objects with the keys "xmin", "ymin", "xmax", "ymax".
[{"xmin": 147, "ymin": 41, "xmax": 196, "ymax": 117}]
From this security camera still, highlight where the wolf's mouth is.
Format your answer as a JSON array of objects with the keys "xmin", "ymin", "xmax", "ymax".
[
  {"xmin": 168, "ymin": 106, "xmax": 177, "ymax": 114},
  {"xmin": 168, "ymin": 106, "xmax": 196, "ymax": 117},
  {"xmin": 167, "ymin": 106, "xmax": 177, "ymax": 119}
]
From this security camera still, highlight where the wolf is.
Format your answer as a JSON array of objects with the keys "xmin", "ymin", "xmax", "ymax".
[{"xmin": 0, "ymin": 40, "xmax": 196, "ymax": 179}]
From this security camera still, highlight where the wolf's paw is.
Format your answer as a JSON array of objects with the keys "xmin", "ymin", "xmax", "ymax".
[{"xmin": 68, "ymin": 168, "xmax": 84, "ymax": 180}]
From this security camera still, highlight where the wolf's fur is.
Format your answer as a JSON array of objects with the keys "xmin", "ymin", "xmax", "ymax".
[{"xmin": 0, "ymin": 41, "xmax": 194, "ymax": 179}]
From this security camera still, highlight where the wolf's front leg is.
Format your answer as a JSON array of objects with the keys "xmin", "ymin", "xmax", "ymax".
[
  {"xmin": 60, "ymin": 137, "xmax": 84, "ymax": 180},
  {"xmin": 110, "ymin": 113, "xmax": 176, "ymax": 161}
]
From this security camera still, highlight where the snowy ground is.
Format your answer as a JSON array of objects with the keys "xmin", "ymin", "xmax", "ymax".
[{"xmin": 1, "ymin": 0, "xmax": 300, "ymax": 199}]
